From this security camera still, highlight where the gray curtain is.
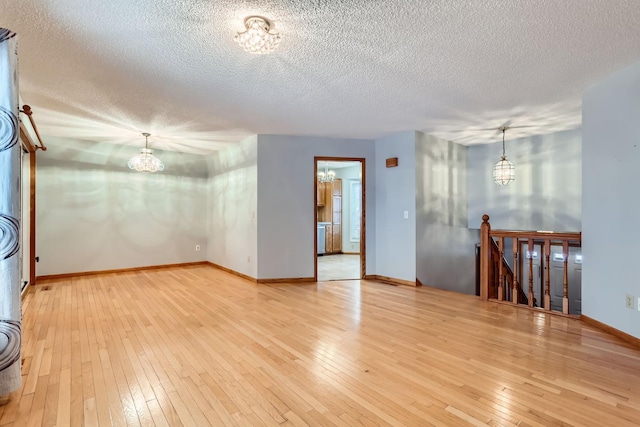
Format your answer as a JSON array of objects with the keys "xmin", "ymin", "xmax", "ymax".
[{"xmin": 0, "ymin": 28, "xmax": 21, "ymax": 396}]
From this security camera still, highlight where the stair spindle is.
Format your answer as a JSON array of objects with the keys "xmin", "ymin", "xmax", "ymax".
[
  {"xmin": 562, "ymin": 240, "xmax": 569, "ymax": 314},
  {"xmin": 498, "ymin": 237, "xmax": 504, "ymax": 301},
  {"xmin": 512, "ymin": 238, "xmax": 519, "ymax": 304},
  {"xmin": 528, "ymin": 239, "xmax": 534, "ymax": 307},
  {"xmin": 544, "ymin": 239, "xmax": 551, "ymax": 311}
]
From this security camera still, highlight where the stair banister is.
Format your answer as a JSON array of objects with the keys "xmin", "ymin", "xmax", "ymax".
[
  {"xmin": 480, "ymin": 214, "xmax": 491, "ymax": 301},
  {"xmin": 479, "ymin": 214, "xmax": 582, "ymax": 316}
]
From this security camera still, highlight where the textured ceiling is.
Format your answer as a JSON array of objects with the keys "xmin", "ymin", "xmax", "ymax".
[{"xmin": 2, "ymin": 0, "xmax": 640, "ymax": 154}]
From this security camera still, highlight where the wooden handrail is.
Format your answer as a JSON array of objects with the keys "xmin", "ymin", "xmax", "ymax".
[
  {"xmin": 489, "ymin": 230, "xmax": 581, "ymax": 241},
  {"xmin": 480, "ymin": 214, "xmax": 580, "ymax": 316},
  {"xmin": 19, "ymin": 105, "xmax": 47, "ymax": 151}
]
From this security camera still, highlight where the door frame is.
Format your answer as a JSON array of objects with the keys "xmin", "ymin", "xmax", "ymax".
[{"xmin": 313, "ymin": 157, "xmax": 366, "ymax": 281}]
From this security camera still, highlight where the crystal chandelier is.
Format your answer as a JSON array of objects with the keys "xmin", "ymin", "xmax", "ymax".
[
  {"xmin": 234, "ymin": 16, "xmax": 281, "ymax": 54},
  {"xmin": 317, "ymin": 162, "xmax": 335, "ymax": 183},
  {"xmin": 128, "ymin": 133, "xmax": 165, "ymax": 173},
  {"xmin": 493, "ymin": 127, "xmax": 515, "ymax": 186}
]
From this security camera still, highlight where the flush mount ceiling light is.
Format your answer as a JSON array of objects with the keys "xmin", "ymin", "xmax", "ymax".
[
  {"xmin": 493, "ymin": 126, "xmax": 515, "ymax": 186},
  {"xmin": 317, "ymin": 162, "xmax": 335, "ymax": 183},
  {"xmin": 128, "ymin": 132, "xmax": 165, "ymax": 173},
  {"xmin": 234, "ymin": 16, "xmax": 281, "ymax": 54}
]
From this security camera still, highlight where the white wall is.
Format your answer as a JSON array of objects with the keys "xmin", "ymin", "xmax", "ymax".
[
  {"xmin": 416, "ymin": 132, "xmax": 478, "ymax": 294},
  {"xmin": 256, "ymin": 135, "xmax": 376, "ymax": 280},
  {"xmin": 36, "ymin": 140, "xmax": 208, "ymax": 276},
  {"xmin": 334, "ymin": 165, "xmax": 361, "ymax": 253},
  {"xmin": 374, "ymin": 132, "xmax": 416, "ymax": 282},
  {"xmin": 468, "ymin": 129, "xmax": 582, "ymax": 231},
  {"xmin": 583, "ymin": 60, "xmax": 640, "ymax": 339},
  {"xmin": 206, "ymin": 136, "xmax": 258, "ymax": 278}
]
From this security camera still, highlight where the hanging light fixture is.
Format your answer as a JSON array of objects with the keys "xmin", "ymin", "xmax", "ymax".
[
  {"xmin": 128, "ymin": 133, "xmax": 165, "ymax": 173},
  {"xmin": 493, "ymin": 126, "xmax": 515, "ymax": 186},
  {"xmin": 317, "ymin": 162, "xmax": 335, "ymax": 183},
  {"xmin": 234, "ymin": 16, "xmax": 281, "ymax": 54}
]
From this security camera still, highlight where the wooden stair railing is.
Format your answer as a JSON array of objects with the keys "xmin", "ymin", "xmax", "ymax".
[
  {"xmin": 488, "ymin": 239, "xmax": 529, "ymax": 305},
  {"xmin": 480, "ymin": 214, "xmax": 581, "ymax": 316}
]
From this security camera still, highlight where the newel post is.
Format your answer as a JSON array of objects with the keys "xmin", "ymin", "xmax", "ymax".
[{"xmin": 480, "ymin": 214, "xmax": 491, "ymax": 301}]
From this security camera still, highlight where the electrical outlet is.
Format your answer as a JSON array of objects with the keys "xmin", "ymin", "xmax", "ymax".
[
  {"xmin": 637, "ymin": 297, "xmax": 640, "ymax": 311},
  {"xmin": 195, "ymin": 245, "xmax": 200, "ymax": 252},
  {"xmin": 403, "ymin": 210, "xmax": 409, "ymax": 219},
  {"xmin": 247, "ymin": 256, "xmax": 251, "ymax": 263},
  {"xmin": 625, "ymin": 294, "xmax": 634, "ymax": 309}
]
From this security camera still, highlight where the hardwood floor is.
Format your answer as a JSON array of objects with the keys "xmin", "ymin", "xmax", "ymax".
[
  {"xmin": 2, "ymin": 265, "xmax": 640, "ymax": 426},
  {"xmin": 317, "ymin": 254, "xmax": 360, "ymax": 281}
]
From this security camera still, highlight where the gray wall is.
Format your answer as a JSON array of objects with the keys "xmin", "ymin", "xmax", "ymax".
[
  {"xmin": 206, "ymin": 136, "xmax": 258, "ymax": 278},
  {"xmin": 583, "ymin": 60, "xmax": 640, "ymax": 339},
  {"xmin": 256, "ymin": 135, "xmax": 376, "ymax": 280},
  {"xmin": 468, "ymin": 129, "xmax": 582, "ymax": 231},
  {"xmin": 416, "ymin": 132, "xmax": 478, "ymax": 294},
  {"xmin": 36, "ymin": 139, "xmax": 208, "ymax": 276},
  {"xmin": 375, "ymin": 131, "xmax": 416, "ymax": 282}
]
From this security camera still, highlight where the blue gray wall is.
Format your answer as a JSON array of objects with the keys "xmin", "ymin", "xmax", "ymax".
[
  {"xmin": 375, "ymin": 131, "xmax": 416, "ymax": 282},
  {"xmin": 416, "ymin": 132, "xmax": 478, "ymax": 294},
  {"xmin": 256, "ymin": 135, "xmax": 376, "ymax": 280},
  {"xmin": 468, "ymin": 129, "xmax": 582, "ymax": 231},
  {"xmin": 207, "ymin": 136, "xmax": 258, "ymax": 278},
  {"xmin": 37, "ymin": 139, "xmax": 208, "ymax": 276},
  {"xmin": 583, "ymin": 60, "xmax": 640, "ymax": 339}
]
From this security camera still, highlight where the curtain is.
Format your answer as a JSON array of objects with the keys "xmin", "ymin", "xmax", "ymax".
[{"xmin": 0, "ymin": 28, "xmax": 21, "ymax": 396}]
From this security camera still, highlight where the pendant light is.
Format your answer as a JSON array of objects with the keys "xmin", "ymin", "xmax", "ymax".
[
  {"xmin": 128, "ymin": 133, "xmax": 165, "ymax": 173},
  {"xmin": 493, "ymin": 127, "xmax": 515, "ymax": 186}
]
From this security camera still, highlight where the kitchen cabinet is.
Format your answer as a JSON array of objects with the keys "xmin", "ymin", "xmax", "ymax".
[
  {"xmin": 333, "ymin": 181, "xmax": 342, "ymax": 196},
  {"xmin": 332, "ymin": 194, "xmax": 342, "ymax": 252},
  {"xmin": 317, "ymin": 179, "xmax": 342, "ymax": 254},
  {"xmin": 325, "ymin": 224, "xmax": 333, "ymax": 253},
  {"xmin": 316, "ymin": 182, "xmax": 326, "ymax": 206}
]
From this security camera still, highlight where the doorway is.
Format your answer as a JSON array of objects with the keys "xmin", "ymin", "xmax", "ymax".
[{"xmin": 314, "ymin": 157, "xmax": 365, "ymax": 281}]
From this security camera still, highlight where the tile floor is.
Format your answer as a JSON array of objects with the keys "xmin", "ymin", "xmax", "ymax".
[{"xmin": 317, "ymin": 253, "xmax": 361, "ymax": 281}]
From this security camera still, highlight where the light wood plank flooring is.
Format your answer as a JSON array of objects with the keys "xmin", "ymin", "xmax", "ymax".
[
  {"xmin": 1, "ymin": 265, "xmax": 640, "ymax": 426},
  {"xmin": 317, "ymin": 254, "xmax": 360, "ymax": 281}
]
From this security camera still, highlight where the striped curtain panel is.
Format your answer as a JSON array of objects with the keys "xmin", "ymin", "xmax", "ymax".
[{"xmin": 0, "ymin": 28, "xmax": 21, "ymax": 396}]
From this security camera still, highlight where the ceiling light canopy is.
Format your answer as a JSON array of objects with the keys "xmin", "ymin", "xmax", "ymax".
[
  {"xmin": 493, "ymin": 127, "xmax": 515, "ymax": 186},
  {"xmin": 128, "ymin": 132, "xmax": 165, "ymax": 173},
  {"xmin": 234, "ymin": 16, "xmax": 281, "ymax": 55}
]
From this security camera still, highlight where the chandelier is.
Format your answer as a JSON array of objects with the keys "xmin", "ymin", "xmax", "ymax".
[
  {"xmin": 493, "ymin": 127, "xmax": 515, "ymax": 186},
  {"xmin": 128, "ymin": 133, "xmax": 165, "ymax": 173},
  {"xmin": 317, "ymin": 162, "xmax": 335, "ymax": 183},
  {"xmin": 234, "ymin": 16, "xmax": 281, "ymax": 54}
]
